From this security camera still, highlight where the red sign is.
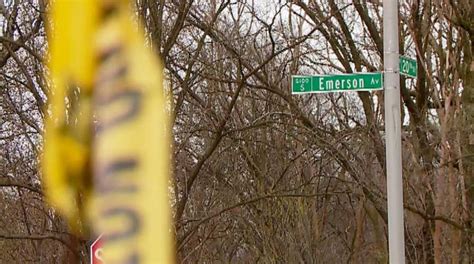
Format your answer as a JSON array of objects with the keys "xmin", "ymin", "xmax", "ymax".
[{"xmin": 90, "ymin": 235, "xmax": 104, "ymax": 264}]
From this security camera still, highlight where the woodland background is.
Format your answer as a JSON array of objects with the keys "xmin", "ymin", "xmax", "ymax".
[{"xmin": 0, "ymin": 0, "xmax": 473, "ymax": 263}]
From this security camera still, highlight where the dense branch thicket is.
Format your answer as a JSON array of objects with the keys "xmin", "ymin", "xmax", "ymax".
[{"xmin": 0, "ymin": 0, "xmax": 472, "ymax": 263}]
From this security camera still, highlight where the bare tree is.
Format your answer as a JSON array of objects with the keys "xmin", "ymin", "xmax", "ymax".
[{"xmin": 1, "ymin": 0, "xmax": 472, "ymax": 263}]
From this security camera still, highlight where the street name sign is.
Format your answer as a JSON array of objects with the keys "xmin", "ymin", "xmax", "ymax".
[
  {"xmin": 292, "ymin": 72, "xmax": 383, "ymax": 94},
  {"xmin": 399, "ymin": 56, "xmax": 417, "ymax": 78}
]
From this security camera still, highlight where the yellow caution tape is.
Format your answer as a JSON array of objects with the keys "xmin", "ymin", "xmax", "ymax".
[
  {"xmin": 91, "ymin": 1, "xmax": 174, "ymax": 263},
  {"xmin": 44, "ymin": 1, "xmax": 174, "ymax": 262},
  {"xmin": 44, "ymin": 0, "xmax": 97, "ymax": 232}
]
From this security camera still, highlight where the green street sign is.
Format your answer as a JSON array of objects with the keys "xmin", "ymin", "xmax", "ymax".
[
  {"xmin": 399, "ymin": 56, "xmax": 417, "ymax": 78},
  {"xmin": 292, "ymin": 72, "xmax": 383, "ymax": 94}
]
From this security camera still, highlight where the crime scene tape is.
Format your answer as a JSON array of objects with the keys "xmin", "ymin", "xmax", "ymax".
[{"xmin": 44, "ymin": 0, "xmax": 174, "ymax": 263}]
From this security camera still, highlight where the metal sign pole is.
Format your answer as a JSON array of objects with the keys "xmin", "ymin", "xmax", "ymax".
[{"xmin": 383, "ymin": 0, "xmax": 406, "ymax": 263}]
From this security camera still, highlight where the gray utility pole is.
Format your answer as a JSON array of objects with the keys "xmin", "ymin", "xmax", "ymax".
[{"xmin": 383, "ymin": 0, "xmax": 406, "ymax": 263}]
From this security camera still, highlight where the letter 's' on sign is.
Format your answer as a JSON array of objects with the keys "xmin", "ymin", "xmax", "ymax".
[{"xmin": 91, "ymin": 235, "xmax": 104, "ymax": 264}]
